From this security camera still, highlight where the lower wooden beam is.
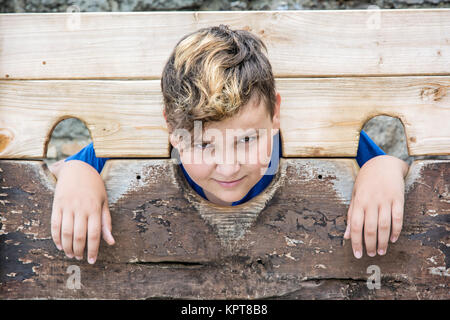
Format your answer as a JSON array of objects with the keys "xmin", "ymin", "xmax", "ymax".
[{"xmin": 0, "ymin": 159, "xmax": 448, "ymax": 299}]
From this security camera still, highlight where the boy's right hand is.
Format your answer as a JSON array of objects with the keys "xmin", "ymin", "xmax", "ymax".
[{"xmin": 51, "ymin": 160, "xmax": 115, "ymax": 264}]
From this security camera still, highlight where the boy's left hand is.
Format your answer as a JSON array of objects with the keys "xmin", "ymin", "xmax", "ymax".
[{"xmin": 344, "ymin": 155, "xmax": 409, "ymax": 259}]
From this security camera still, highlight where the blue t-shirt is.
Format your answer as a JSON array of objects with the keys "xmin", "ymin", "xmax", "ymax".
[{"xmin": 64, "ymin": 130, "xmax": 385, "ymax": 206}]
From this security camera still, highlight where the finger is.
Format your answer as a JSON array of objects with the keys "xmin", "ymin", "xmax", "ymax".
[
  {"xmin": 377, "ymin": 204, "xmax": 391, "ymax": 256},
  {"xmin": 364, "ymin": 205, "xmax": 378, "ymax": 257},
  {"xmin": 87, "ymin": 214, "xmax": 101, "ymax": 264},
  {"xmin": 61, "ymin": 210, "xmax": 74, "ymax": 258},
  {"xmin": 344, "ymin": 198, "xmax": 354, "ymax": 239},
  {"xmin": 51, "ymin": 201, "xmax": 63, "ymax": 251},
  {"xmin": 101, "ymin": 200, "xmax": 115, "ymax": 245},
  {"xmin": 350, "ymin": 205, "xmax": 364, "ymax": 259},
  {"xmin": 72, "ymin": 214, "xmax": 88, "ymax": 260},
  {"xmin": 390, "ymin": 198, "xmax": 404, "ymax": 243}
]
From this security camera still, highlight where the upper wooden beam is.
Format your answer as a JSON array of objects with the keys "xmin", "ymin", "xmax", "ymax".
[{"xmin": 1, "ymin": 9, "xmax": 449, "ymax": 79}]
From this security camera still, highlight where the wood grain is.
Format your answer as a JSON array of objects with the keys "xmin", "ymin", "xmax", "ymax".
[
  {"xmin": 1, "ymin": 159, "xmax": 448, "ymax": 299},
  {"xmin": 1, "ymin": 9, "xmax": 449, "ymax": 300},
  {"xmin": 0, "ymin": 76, "xmax": 449, "ymax": 158},
  {"xmin": 1, "ymin": 10, "xmax": 449, "ymax": 79}
]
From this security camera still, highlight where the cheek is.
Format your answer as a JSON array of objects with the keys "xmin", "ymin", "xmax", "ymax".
[
  {"xmin": 241, "ymin": 136, "xmax": 272, "ymax": 178},
  {"xmin": 257, "ymin": 135, "xmax": 272, "ymax": 167},
  {"xmin": 180, "ymin": 153, "xmax": 214, "ymax": 183},
  {"xmin": 236, "ymin": 136, "xmax": 272, "ymax": 166}
]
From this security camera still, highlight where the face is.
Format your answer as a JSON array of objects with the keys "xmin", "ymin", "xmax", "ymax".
[{"xmin": 167, "ymin": 92, "xmax": 281, "ymax": 206}]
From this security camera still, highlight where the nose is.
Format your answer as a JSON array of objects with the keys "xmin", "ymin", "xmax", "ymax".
[{"xmin": 215, "ymin": 162, "xmax": 241, "ymax": 180}]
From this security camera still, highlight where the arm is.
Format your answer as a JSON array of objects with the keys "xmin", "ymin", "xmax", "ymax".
[
  {"xmin": 64, "ymin": 142, "xmax": 110, "ymax": 174},
  {"xmin": 356, "ymin": 130, "xmax": 387, "ymax": 168},
  {"xmin": 344, "ymin": 132, "xmax": 410, "ymax": 259},
  {"xmin": 49, "ymin": 141, "xmax": 109, "ymax": 179},
  {"xmin": 49, "ymin": 159, "xmax": 66, "ymax": 179},
  {"xmin": 50, "ymin": 144, "xmax": 114, "ymax": 264}
]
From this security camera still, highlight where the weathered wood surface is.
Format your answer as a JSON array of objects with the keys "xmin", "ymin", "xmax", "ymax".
[
  {"xmin": 1, "ymin": 159, "xmax": 448, "ymax": 299},
  {"xmin": 1, "ymin": 77, "xmax": 449, "ymax": 159},
  {"xmin": 1, "ymin": 10, "xmax": 450, "ymax": 80}
]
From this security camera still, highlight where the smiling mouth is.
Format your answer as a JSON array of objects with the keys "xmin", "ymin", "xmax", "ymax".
[
  {"xmin": 214, "ymin": 176, "xmax": 246, "ymax": 187},
  {"xmin": 215, "ymin": 177, "xmax": 245, "ymax": 183}
]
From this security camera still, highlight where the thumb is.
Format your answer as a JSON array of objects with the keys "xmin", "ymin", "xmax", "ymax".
[{"xmin": 101, "ymin": 200, "xmax": 115, "ymax": 245}]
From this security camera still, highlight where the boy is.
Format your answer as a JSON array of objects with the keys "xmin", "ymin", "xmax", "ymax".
[{"xmin": 50, "ymin": 25, "xmax": 409, "ymax": 265}]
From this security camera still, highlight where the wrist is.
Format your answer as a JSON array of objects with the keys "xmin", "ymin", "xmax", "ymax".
[
  {"xmin": 58, "ymin": 160, "xmax": 102, "ymax": 183},
  {"xmin": 363, "ymin": 155, "xmax": 409, "ymax": 178},
  {"xmin": 376, "ymin": 155, "xmax": 409, "ymax": 178}
]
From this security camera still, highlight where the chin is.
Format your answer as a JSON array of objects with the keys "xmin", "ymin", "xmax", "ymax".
[{"xmin": 216, "ymin": 189, "xmax": 247, "ymax": 203}]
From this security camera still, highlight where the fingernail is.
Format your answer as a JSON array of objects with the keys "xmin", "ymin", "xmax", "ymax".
[
  {"xmin": 88, "ymin": 257, "xmax": 96, "ymax": 264},
  {"xmin": 75, "ymin": 256, "xmax": 82, "ymax": 260},
  {"xmin": 391, "ymin": 236, "xmax": 398, "ymax": 243},
  {"xmin": 368, "ymin": 251, "xmax": 376, "ymax": 257},
  {"xmin": 66, "ymin": 253, "xmax": 74, "ymax": 259},
  {"xmin": 354, "ymin": 250, "xmax": 362, "ymax": 259},
  {"xmin": 56, "ymin": 244, "xmax": 62, "ymax": 251},
  {"xmin": 378, "ymin": 249, "xmax": 385, "ymax": 255}
]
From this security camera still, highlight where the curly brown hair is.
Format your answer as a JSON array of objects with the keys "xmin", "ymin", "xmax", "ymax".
[{"xmin": 161, "ymin": 24, "xmax": 277, "ymax": 145}]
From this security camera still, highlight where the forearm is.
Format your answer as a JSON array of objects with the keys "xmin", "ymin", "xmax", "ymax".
[
  {"xmin": 364, "ymin": 155, "xmax": 409, "ymax": 178},
  {"xmin": 51, "ymin": 160, "xmax": 107, "ymax": 203},
  {"xmin": 385, "ymin": 155, "xmax": 409, "ymax": 178},
  {"xmin": 50, "ymin": 158, "xmax": 104, "ymax": 181}
]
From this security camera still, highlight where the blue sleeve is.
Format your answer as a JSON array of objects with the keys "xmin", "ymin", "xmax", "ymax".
[
  {"xmin": 356, "ymin": 130, "xmax": 386, "ymax": 168},
  {"xmin": 64, "ymin": 142, "xmax": 110, "ymax": 174}
]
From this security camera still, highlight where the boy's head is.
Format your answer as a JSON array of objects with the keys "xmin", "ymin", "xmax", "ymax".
[{"xmin": 161, "ymin": 24, "xmax": 281, "ymax": 206}]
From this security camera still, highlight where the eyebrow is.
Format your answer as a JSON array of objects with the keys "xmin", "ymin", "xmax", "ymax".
[{"xmin": 198, "ymin": 129, "xmax": 261, "ymax": 143}]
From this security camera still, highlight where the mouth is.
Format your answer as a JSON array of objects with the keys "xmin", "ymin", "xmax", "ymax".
[{"xmin": 214, "ymin": 176, "xmax": 246, "ymax": 188}]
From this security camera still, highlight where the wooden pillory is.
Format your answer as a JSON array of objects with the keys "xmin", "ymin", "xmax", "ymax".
[{"xmin": 0, "ymin": 10, "xmax": 449, "ymax": 299}]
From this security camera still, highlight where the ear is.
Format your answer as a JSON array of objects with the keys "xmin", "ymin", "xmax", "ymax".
[
  {"xmin": 169, "ymin": 134, "xmax": 178, "ymax": 149},
  {"xmin": 271, "ymin": 92, "xmax": 281, "ymax": 136},
  {"xmin": 164, "ymin": 109, "xmax": 178, "ymax": 149}
]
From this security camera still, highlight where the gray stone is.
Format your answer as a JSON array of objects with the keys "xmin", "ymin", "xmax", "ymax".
[
  {"xmin": 134, "ymin": 0, "xmax": 204, "ymax": 10},
  {"xmin": 199, "ymin": 0, "xmax": 230, "ymax": 10},
  {"xmin": 118, "ymin": 0, "xmax": 140, "ymax": 11},
  {"xmin": 51, "ymin": 118, "xmax": 91, "ymax": 139},
  {"xmin": 2, "ymin": 0, "xmax": 450, "ymax": 13},
  {"xmin": 72, "ymin": 0, "xmax": 112, "ymax": 12}
]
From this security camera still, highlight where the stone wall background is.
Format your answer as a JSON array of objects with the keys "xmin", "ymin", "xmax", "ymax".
[
  {"xmin": 1, "ymin": 0, "xmax": 449, "ymax": 166},
  {"xmin": 2, "ymin": 0, "xmax": 450, "ymax": 12}
]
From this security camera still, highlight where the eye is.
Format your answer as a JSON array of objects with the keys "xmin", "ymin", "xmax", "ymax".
[
  {"xmin": 194, "ymin": 142, "xmax": 213, "ymax": 150},
  {"xmin": 239, "ymin": 136, "xmax": 257, "ymax": 144}
]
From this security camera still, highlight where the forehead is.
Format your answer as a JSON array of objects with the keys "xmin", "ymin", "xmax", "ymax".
[{"xmin": 205, "ymin": 94, "xmax": 270, "ymax": 132}]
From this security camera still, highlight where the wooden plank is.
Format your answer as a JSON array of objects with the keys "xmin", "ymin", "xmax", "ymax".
[
  {"xmin": 0, "ymin": 80, "xmax": 170, "ymax": 158},
  {"xmin": 279, "ymin": 76, "xmax": 450, "ymax": 157},
  {"xmin": 1, "ymin": 77, "xmax": 449, "ymax": 158},
  {"xmin": 0, "ymin": 159, "xmax": 448, "ymax": 299},
  {"xmin": 0, "ymin": 9, "xmax": 449, "ymax": 80}
]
